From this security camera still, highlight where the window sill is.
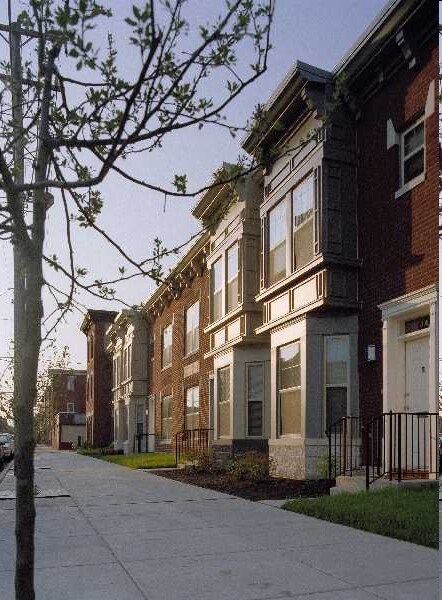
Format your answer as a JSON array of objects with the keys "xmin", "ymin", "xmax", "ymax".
[
  {"xmin": 161, "ymin": 364, "xmax": 172, "ymax": 372},
  {"xmin": 184, "ymin": 349, "xmax": 199, "ymax": 360},
  {"xmin": 394, "ymin": 172, "xmax": 425, "ymax": 199}
]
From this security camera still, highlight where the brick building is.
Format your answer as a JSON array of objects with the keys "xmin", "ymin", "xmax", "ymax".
[
  {"xmin": 345, "ymin": 0, "xmax": 438, "ymax": 422},
  {"xmin": 239, "ymin": 0, "xmax": 437, "ymax": 478},
  {"xmin": 101, "ymin": 0, "xmax": 437, "ymax": 481},
  {"xmin": 142, "ymin": 233, "xmax": 213, "ymax": 452},
  {"xmin": 43, "ymin": 369, "xmax": 86, "ymax": 449},
  {"xmin": 80, "ymin": 309, "xmax": 117, "ymax": 448}
]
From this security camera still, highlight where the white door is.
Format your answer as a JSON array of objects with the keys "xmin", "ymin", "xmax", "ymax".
[{"xmin": 405, "ymin": 336, "xmax": 429, "ymax": 471}]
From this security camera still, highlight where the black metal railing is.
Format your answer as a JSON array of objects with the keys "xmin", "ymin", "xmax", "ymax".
[
  {"xmin": 175, "ymin": 428, "xmax": 213, "ymax": 465},
  {"xmin": 132, "ymin": 433, "xmax": 159, "ymax": 454},
  {"xmin": 327, "ymin": 412, "xmax": 438, "ymax": 490},
  {"xmin": 327, "ymin": 416, "xmax": 364, "ymax": 480}
]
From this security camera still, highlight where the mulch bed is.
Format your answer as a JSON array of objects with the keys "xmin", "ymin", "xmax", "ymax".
[{"xmin": 152, "ymin": 468, "xmax": 332, "ymax": 501}]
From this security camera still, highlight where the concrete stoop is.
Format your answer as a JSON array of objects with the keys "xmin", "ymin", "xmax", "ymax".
[{"xmin": 331, "ymin": 472, "xmax": 435, "ymax": 495}]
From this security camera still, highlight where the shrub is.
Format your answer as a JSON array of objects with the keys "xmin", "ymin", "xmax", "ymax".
[
  {"xmin": 185, "ymin": 449, "xmax": 219, "ymax": 473},
  {"xmin": 226, "ymin": 452, "xmax": 271, "ymax": 482}
]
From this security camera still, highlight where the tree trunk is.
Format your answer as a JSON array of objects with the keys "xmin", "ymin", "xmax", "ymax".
[{"xmin": 14, "ymin": 236, "xmax": 44, "ymax": 600}]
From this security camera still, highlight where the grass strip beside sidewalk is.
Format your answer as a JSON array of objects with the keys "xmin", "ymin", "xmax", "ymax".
[
  {"xmin": 282, "ymin": 485, "xmax": 438, "ymax": 548},
  {"xmin": 100, "ymin": 452, "xmax": 176, "ymax": 470}
]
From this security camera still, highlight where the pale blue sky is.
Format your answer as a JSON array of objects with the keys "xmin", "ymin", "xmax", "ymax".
[{"xmin": 0, "ymin": 0, "xmax": 387, "ymax": 371}]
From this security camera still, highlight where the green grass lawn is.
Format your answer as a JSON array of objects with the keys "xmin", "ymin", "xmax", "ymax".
[
  {"xmin": 100, "ymin": 452, "xmax": 176, "ymax": 470},
  {"xmin": 282, "ymin": 485, "xmax": 439, "ymax": 549}
]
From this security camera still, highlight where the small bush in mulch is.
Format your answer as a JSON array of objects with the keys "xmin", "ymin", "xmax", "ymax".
[{"xmin": 154, "ymin": 451, "xmax": 332, "ymax": 501}]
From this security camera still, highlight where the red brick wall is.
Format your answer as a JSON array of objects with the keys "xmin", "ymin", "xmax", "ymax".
[
  {"xmin": 149, "ymin": 268, "xmax": 213, "ymax": 449},
  {"xmin": 86, "ymin": 317, "xmax": 115, "ymax": 447},
  {"xmin": 357, "ymin": 37, "xmax": 438, "ymax": 420}
]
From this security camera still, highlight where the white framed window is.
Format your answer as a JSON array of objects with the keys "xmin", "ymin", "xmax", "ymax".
[
  {"xmin": 66, "ymin": 402, "xmax": 74, "ymax": 413},
  {"xmin": 185, "ymin": 301, "xmax": 199, "ymax": 355},
  {"xmin": 226, "ymin": 243, "xmax": 239, "ymax": 313},
  {"xmin": 161, "ymin": 395, "xmax": 173, "ymax": 441},
  {"xmin": 292, "ymin": 175, "xmax": 314, "ymax": 270},
  {"xmin": 324, "ymin": 335, "xmax": 349, "ymax": 432},
  {"xmin": 277, "ymin": 341, "xmax": 301, "ymax": 436},
  {"xmin": 162, "ymin": 324, "xmax": 172, "ymax": 368},
  {"xmin": 268, "ymin": 200, "xmax": 286, "ymax": 285},
  {"xmin": 246, "ymin": 363, "xmax": 264, "ymax": 437},
  {"xmin": 400, "ymin": 117, "xmax": 424, "ymax": 187},
  {"xmin": 66, "ymin": 375, "xmax": 75, "ymax": 391},
  {"xmin": 212, "ymin": 258, "xmax": 223, "ymax": 322},
  {"xmin": 185, "ymin": 386, "xmax": 200, "ymax": 430},
  {"xmin": 217, "ymin": 366, "xmax": 230, "ymax": 438}
]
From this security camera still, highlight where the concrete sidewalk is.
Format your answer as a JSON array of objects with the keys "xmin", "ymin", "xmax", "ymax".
[{"xmin": 0, "ymin": 447, "xmax": 437, "ymax": 600}]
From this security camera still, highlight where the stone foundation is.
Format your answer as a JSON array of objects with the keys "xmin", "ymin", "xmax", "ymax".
[{"xmin": 269, "ymin": 439, "xmax": 329, "ymax": 479}]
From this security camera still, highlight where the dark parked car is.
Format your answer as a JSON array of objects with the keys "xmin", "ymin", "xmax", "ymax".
[{"xmin": 0, "ymin": 433, "xmax": 14, "ymax": 461}]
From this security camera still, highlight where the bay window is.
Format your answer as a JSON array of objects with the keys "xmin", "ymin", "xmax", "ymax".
[
  {"xmin": 268, "ymin": 201, "xmax": 286, "ymax": 285},
  {"xmin": 278, "ymin": 341, "xmax": 301, "ymax": 435},
  {"xmin": 292, "ymin": 175, "xmax": 314, "ymax": 269},
  {"xmin": 226, "ymin": 243, "xmax": 239, "ymax": 312},
  {"xmin": 212, "ymin": 258, "xmax": 223, "ymax": 321}
]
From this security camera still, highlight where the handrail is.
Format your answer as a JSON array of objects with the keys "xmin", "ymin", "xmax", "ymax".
[
  {"xmin": 175, "ymin": 428, "xmax": 214, "ymax": 465},
  {"xmin": 327, "ymin": 411, "xmax": 439, "ymax": 489}
]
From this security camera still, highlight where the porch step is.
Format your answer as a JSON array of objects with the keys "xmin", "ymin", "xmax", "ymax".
[{"xmin": 331, "ymin": 473, "xmax": 435, "ymax": 495}]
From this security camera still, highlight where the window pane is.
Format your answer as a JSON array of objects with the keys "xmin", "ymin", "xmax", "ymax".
[
  {"xmin": 404, "ymin": 122, "xmax": 423, "ymax": 156},
  {"xmin": 269, "ymin": 201, "xmax": 286, "ymax": 284},
  {"xmin": 227, "ymin": 244, "xmax": 238, "ymax": 281},
  {"xmin": 218, "ymin": 367, "xmax": 230, "ymax": 437},
  {"xmin": 227, "ymin": 276, "xmax": 238, "ymax": 312},
  {"xmin": 326, "ymin": 387, "xmax": 347, "ymax": 430},
  {"xmin": 185, "ymin": 302, "xmax": 199, "ymax": 354},
  {"xmin": 278, "ymin": 342, "xmax": 301, "ymax": 390},
  {"xmin": 247, "ymin": 364, "xmax": 264, "ymax": 436},
  {"xmin": 292, "ymin": 176, "xmax": 314, "ymax": 228},
  {"xmin": 279, "ymin": 389, "xmax": 301, "ymax": 435},
  {"xmin": 326, "ymin": 337, "xmax": 348, "ymax": 385},
  {"xmin": 212, "ymin": 260, "xmax": 223, "ymax": 320},
  {"xmin": 162, "ymin": 325, "xmax": 172, "ymax": 367},
  {"xmin": 292, "ymin": 177, "xmax": 314, "ymax": 270},
  {"xmin": 213, "ymin": 290, "xmax": 222, "ymax": 321},
  {"xmin": 186, "ymin": 386, "xmax": 199, "ymax": 430},
  {"xmin": 403, "ymin": 149, "xmax": 424, "ymax": 184},
  {"xmin": 161, "ymin": 395, "xmax": 172, "ymax": 440}
]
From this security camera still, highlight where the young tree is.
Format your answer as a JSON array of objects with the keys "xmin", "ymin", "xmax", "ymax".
[{"xmin": 0, "ymin": 1, "xmax": 273, "ymax": 597}]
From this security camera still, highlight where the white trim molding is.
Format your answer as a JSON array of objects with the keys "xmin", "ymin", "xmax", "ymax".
[{"xmin": 379, "ymin": 285, "xmax": 438, "ymax": 414}]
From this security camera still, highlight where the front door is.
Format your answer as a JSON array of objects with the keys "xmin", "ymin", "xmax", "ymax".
[{"xmin": 405, "ymin": 335, "xmax": 429, "ymax": 471}]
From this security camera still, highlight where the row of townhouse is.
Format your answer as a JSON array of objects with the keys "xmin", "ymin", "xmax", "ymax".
[{"xmin": 79, "ymin": 0, "xmax": 438, "ymax": 480}]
